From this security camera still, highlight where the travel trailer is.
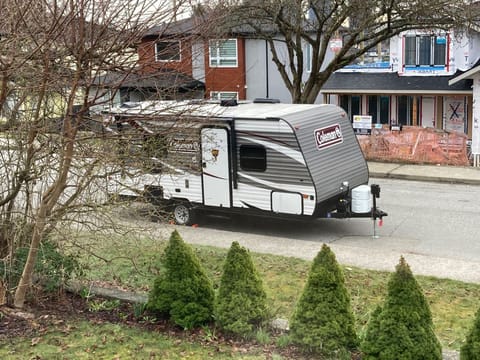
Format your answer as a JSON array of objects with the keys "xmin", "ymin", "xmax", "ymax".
[{"xmin": 104, "ymin": 99, "xmax": 386, "ymax": 225}]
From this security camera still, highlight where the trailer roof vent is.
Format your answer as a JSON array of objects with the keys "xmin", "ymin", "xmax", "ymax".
[
  {"xmin": 220, "ymin": 99, "xmax": 238, "ymax": 107},
  {"xmin": 253, "ymin": 98, "xmax": 280, "ymax": 104}
]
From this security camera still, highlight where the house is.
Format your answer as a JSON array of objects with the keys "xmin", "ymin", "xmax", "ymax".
[
  {"xmin": 137, "ymin": 16, "xmax": 479, "ymax": 141},
  {"xmin": 449, "ymin": 58, "xmax": 480, "ymax": 165},
  {"xmin": 137, "ymin": 14, "xmax": 330, "ymax": 104},
  {"xmin": 89, "ymin": 69, "xmax": 205, "ymax": 115},
  {"xmin": 322, "ymin": 30, "xmax": 479, "ymax": 139},
  {"xmin": 87, "ymin": 16, "xmax": 207, "ymax": 115},
  {"xmin": 137, "ymin": 15, "xmax": 247, "ymax": 102}
]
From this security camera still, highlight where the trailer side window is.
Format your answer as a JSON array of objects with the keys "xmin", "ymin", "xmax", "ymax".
[{"xmin": 239, "ymin": 145, "xmax": 266, "ymax": 172}]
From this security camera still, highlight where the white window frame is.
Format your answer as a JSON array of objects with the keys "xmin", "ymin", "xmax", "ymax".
[
  {"xmin": 404, "ymin": 34, "xmax": 447, "ymax": 67},
  {"xmin": 306, "ymin": 43, "xmax": 312, "ymax": 72},
  {"xmin": 155, "ymin": 40, "xmax": 181, "ymax": 62},
  {"xmin": 210, "ymin": 91, "xmax": 239, "ymax": 101},
  {"xmin": 209, "ymin": 39, "xmax": 238, "ymax": 67}
]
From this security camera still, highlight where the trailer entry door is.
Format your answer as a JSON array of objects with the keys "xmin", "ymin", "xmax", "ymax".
[{"xmin": 201, "ymin": 128, "xmax": 231, "ymax": 207}]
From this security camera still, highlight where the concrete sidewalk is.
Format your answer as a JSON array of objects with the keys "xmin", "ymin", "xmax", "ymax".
[{"xmin": 368, "ymin": 161, "xmax": 480, "ymax": 185}]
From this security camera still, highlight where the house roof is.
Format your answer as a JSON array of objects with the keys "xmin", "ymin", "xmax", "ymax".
[
  {"xmin": 322, "ymin": 72, "xmax": 472, "ymax": 94},
  {"xmin": 93, "ymin": 69, "xmax": 205, "ymax": 91},
  {"xmin": 142, "ymin": 11, "xmax": 267, "ymax": 39},
  {"xmin": 143, "ymin": 17, "xmax": 200, "ymax": 38},
  {"xmin": 448, "ymin": 58, "xmax": 480, "ymax": 85}
]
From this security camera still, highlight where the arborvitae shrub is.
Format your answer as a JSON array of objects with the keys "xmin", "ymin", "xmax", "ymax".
[
  {"xmin": 461, "ymin": 307, "xmax": 480, "ymax": 359},
  {"xmin": 289, "ymin": 244, "xmax": 358, "ymax": 356},
  {"xmin": 146, "ymin": 230, "xmax": 214, "ymax": 329},
  {"xmin": 215, "ymin": 241, "xmax": 268, "ymax": 337},
  {"xmin": 361, "ymin": 256, "xmax": 442, "ymax": 359}
]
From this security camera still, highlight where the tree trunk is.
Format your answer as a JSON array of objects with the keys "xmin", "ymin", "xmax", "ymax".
[
  {"xmin": 13, "ymin": 209, "xmax": 47, "ymax": 308},
  {"xmin": 13, "ymin": 112, "xmax": 76, "ymax": 308}
]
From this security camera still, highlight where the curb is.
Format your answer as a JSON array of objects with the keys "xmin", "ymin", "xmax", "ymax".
[{"xmin": 369, "ymin": 171, "xmax": 480, "ymax": 186}]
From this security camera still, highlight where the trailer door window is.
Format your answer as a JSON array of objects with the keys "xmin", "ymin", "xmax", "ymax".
[{"xmin": 240, "ymin": 145, "xmax": 266, "ymax": 172}]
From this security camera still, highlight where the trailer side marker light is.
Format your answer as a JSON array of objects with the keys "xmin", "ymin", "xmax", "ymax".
[{"xmin": 302, "ymin": 194, "xmax": 309, "ymax": 199}]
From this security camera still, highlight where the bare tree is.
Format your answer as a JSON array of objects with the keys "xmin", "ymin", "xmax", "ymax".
[
  {"xmin": 219, "ymin": 0, "xmax": 480, "ymax": 103},
  {"xmin": 0, "ymin": 0, "xmax": 193, "ymax": 309}
]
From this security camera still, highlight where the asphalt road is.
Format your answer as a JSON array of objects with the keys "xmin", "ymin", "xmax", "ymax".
[{"xmin": 132, "ymin": 177, "xmax": 480, "ymax": 284}]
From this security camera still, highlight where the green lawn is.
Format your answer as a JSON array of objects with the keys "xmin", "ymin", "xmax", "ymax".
[{"xmin": 2, "ymin": 230, "xmax": 479, "ymax": 358}]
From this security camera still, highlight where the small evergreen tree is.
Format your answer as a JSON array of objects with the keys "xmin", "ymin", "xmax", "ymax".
[
  {"xmin": 361, "ymin": 256, "xmax": 442, "ymax": 359},
  {"xmin": 461, "ymin": 307, "xmax": 480, "ymax": 359},
  {"xmin": 289, "ymin": 244, "xmax": 358, "ymax": 356},
  {"xmin": 215, "ymin": 241, "xmax": 268, "ymax": 337},
  {"xmin": 146, "ymin": 230, "xmax": 214, "ymax": 329}
]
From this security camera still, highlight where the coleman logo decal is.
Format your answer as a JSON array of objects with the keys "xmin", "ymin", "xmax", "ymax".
[{"xmin": 314, "ymin": 124, "xmax": 343, "ymax": 150}]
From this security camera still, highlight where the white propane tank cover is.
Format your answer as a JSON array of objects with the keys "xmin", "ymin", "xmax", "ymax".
[{"xmin": 351, "ymin": 185, "xmax": 372, "ymax": 213}]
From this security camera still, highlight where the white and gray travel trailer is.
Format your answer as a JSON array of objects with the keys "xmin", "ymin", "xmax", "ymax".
[{"xmin": 104, "ymin": 99, "xmax": 386, "ymax": 225}]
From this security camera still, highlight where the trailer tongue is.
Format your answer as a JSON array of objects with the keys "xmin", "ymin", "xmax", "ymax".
[{"xmin": 328, "ymin": 182, "xmax": 387, "ymax": 237}]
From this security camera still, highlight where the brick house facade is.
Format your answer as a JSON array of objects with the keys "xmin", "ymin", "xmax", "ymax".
[{"xmin": 137, "ymin": 18, "xmax": 247, "ymax": 101}]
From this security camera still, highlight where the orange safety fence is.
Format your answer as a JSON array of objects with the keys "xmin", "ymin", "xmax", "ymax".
[{"xmin": 357, "ymin": 126, "xmax": 469, "ymax": 166}]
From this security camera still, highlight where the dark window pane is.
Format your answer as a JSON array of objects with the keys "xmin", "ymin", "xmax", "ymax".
[
  {"xmin": 398, "ymin": 96, "xmax": 408, "ymax": 125},
  {"xmin": 240, "ymin": 145, "xmax": 266, "ymax": 172},
  {"xmin": 340, "ymin": 95, "xmax": 349, "ymax": 113},
  {"xmin": 368, "ymin": 96, "xmax": 378, "ymax": 123},
  {"xmin": 380, "ymin": 96, "xmax": 390, "ymax": 124},
  {"xmin": 351, "ymin": 96, "xmax": 361, "ymax": 118},
  {"xmin": 405, "ymin": 36, "xmax": 416, "ymax": 65},
  {"xmin": 156, "ymin": 41, "xmax": 180, "ymax": 61},
  {"xmin": 434, "ymin": 39, "xmax": 446, "ymax": 65},
  {"xmin": 418, "ymin": 36, "xmax": 431, "ymax": 65}
]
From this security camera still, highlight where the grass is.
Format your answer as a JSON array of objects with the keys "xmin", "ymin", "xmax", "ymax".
[
  {"xmin": 2, "ymin": 229, "xmax": 480, "ymax": 358},
  {"xmin": 2, "ymin": 321, "xmax": 269, "ymax": 359},
  {"xmin": 73, "ymin": 231, "xmax": 480, "ymax": 349}
]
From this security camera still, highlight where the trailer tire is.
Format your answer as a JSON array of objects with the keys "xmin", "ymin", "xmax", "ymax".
[{"xmin": 172, "ymin": 202, "xmax": 196, "ymax": 226}]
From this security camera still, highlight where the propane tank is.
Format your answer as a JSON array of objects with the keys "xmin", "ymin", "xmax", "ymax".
[{"xmin": 351, "ymin": 185, "xmax": 372, "ymax": 214}]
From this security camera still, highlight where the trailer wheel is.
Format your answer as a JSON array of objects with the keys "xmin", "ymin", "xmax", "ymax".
[{"xmin": 172, "ymin": 202, "xmax": 195, "ymax": 225}]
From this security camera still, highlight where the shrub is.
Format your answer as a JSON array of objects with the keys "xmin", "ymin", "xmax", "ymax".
[
  {"xmin": 461, "ymin": 307, "xmax": 480, "ymax": 359},
  {"xmin": 215, "ymin": 241, "xmax": 268, "ymax": 337},
  {"xmin": 361, "ymin": 256, "xmax": 442, "ymax": 359},
  {"xmin": 289, "ymin": 244, "xmax": 358, "ymax": 356},
  {"xmin": 146, "ymin": 230, "xmax": 214, "ymax": 329},
  {"xmin": 2, "ymin": 240, "xmax": 81, "ymax": 296}
]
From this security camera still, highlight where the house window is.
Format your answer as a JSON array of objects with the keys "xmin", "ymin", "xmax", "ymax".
[
  {"xmin": 397, "ymin": 96, "xmax": 420, "ymax": 125},
  {"xmin": 404, "ymin": 35, "xmax": 446, "ymax": 67},
  {"xmin": 239, "ymin": 145, "xmax": 266, "ymax": 172},
  {"xmin": 306, "ymin": 43, "xmax": 312, "ymax": 72},
  {"xmin": 340, "ymin": 95, "xmax": 361, "ymax": 122},
  {"xmin": 210, "ymin": 91, "xmax": 238, "ymax": 101},
  {"xmin": 209, "ymin": 39, "xmax": 238, "ymax": 67},
  {"xmin": 367, "ymin": 95, "xmax": 390, "ymax": 124},
  {"xmin": 156, "ymin": 41, "xmax": 181, "ymax": 62}
]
